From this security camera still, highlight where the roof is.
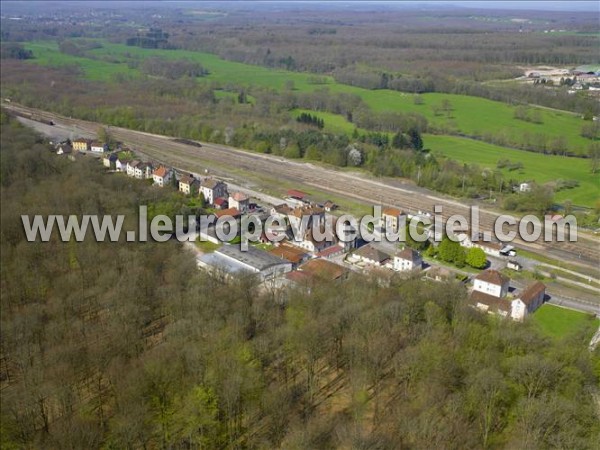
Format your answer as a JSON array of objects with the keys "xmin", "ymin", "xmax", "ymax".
[
  {"xmin": 153, "ymin": 166, "xmax": 169, "ymax": 178},
  {"xmin": 518, "ymin": 281, "xmax": 546, "ymax": 306},
  {"xmin": 104, "ymin": 153, "xmax": 118, "ymax": 161},
  {"xmin": 290, "ymin": 205, "xmax": 324, "ymax": 218},
  {"xmin": 202, "ymin": 178, "xmax": 226, "ymax": 190},
  {"xmin": 274, "ymin": 204, "xmax": 293, "ymax": 215},
  {"xmin": 217, "ymin": 245, "xmax": 290, "ymax": 272},
  {"xmin": 128, "ymin": 160, "xmax": 140, "ymax": 168},
  {"xmin": 300, "ymin": 258, "xmax": 347, "ymax": 281},
  {"xmin": 287, "ymin": 189, "xmax": 308, "ymax": 199},
  {"xmin": 354, "ymin": 244, "xmax": 390, "ymax": 264},
  {"xmin": 475, "ymin": 269, "xmax": 509, "ymax": 286},
  {"xmin": 73, "ymin": 138, "xmax": 90, "ymax": 143},
  {"xmin": 269, "ymin": 243, "xmax": 308, "ymax": 264},
  {"xmin": 323, "ymin": 200, "xmax": 337, "ymax": 209},
  {"xmin": 395, "ymin": 248, "xmax": 421, "ymax": 263},
  {"xmin": 469, "ymin": 290, "xmax": 511, "ymax": 313},
  {"xmin": 179, "ymin": 174, "xmax": 195, "ymax": 185},
  {"xmin": 214, "ymin": 197, "xmax": 227, "ymax": 207},
  {"xmin": 383, "ymin": 207, "xmax": 403, "ymax": 217},
  {"xmin": 316, "ymin": 245, "xmax": 344, "ymax": 258},
  {"xmin": 230, "ymin": 191, "xmax": 249, "ymax": 202},
  {"xmin": 286, "ymin": 270, "xmax": 312, "ymax": 284},
  {"xmin": 215, "ymin": 208, "xmax": 241, "ymax": 219}
]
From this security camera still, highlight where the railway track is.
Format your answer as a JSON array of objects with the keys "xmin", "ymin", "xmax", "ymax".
[{"xmin": 5, "ymin": 103, "xmax": 600, "ymax": 275}]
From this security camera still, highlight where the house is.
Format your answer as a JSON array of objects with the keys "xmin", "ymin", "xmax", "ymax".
[
  {"xmin": 229, "ymin": 192, "xmax": 250, "ymax": 213},
  {"xmin": 472, "ymin": 269, "xmax": 510, "ymax": 298},
  {"xmin": 317, "ymin": 245, "xmax": 345, "ymax": 259},
  {"xmin": 506, "ymin": 260, "xmax": 522, "ymax": 271},
  {"xmin": 134, "ymin": 162, "xmax": 153, "ymax": 180},
  {"xmin": 102, "ymin": 153, "xmax": 118, "ymax": 169},
  {"xmin": 381, "ymin": 207, "xmax": 404, "ymax": 232},
  {"xmin": 215, "ymin": 208, "xmax": 241, "ymax": 220},
  {"xmin": 152, "ymin": 166, "xmax": 172, "ymax": 187},
  {"xmin": 200, "ymin": 178, "xmax": 228, "ymax": 205},
  {"xmin": 470, "ymin": 291, "xmax": 511, "ymax": 318},
  {"xmin": 115, "ymin": 156, "xmax": 130, "ymax": 172},
  {"xmin": 214, "ymin": 197, "xmax": 228, "ymax": 210},
  {"xmin": 354, "ymin": 244, "xmax": 391, "ymax": 266},
  {"xmin": 457, "ymin": 231, "xmax": 504, "ymax": 258},
  {"xmin": 287, "ymin": 189, "xmax": 309, "ymax": 202},
  {"xmin": 90, "ymin": 141, "xmax": 108, "ymax": 153},
  {"xmin": 56, "ymin": 143, "xmax": 73, "ymax": 155},
  {"xmin": 198, "ymin": 245, "xmax": 292, "ymax": 281},
  {"xmin": 299, "ymin": 258, "xmax": 347, "ymax": 282},
  {"xmin": 511, "ymin": 281, "xmax": 546, "ymax": 321},
  {"xmin": 323, "ymin": 200, "xmax": 338, "ymax": 212},
  {"xmin": 288, "ymin": 205, "xmax": 325, "ymax": 236},
  {"xmin": 269, "ymin": 242, "xmax": 310, "ymax": 268},
  {"xmin": 126, "ymin": 160, "xmax": 140, "ymax": 177},
  {"xmin": 179, "ymin": 174, "xmax": 199, "ymax": 195},
  {"xmin": 72, "ymin": 138, "xmax": 91, "ymax": 152},
  {"xmin": 393, "ymin": 248, "xmax": 423, "ymax": 272},
  {"xmin": 295, "ymin": 228, "xmax": 337, "ymax": 254},
  {"xmin": 331, "ymin": 216, "xmax": 358, "ymax": 251},
  {"xmin": 519, "ymin": 182, "xmax": 532, "ymax": 193}
]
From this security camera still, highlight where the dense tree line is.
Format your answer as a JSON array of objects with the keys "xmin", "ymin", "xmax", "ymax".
[
  {"xmin": 0, "ymin": 43, "xmax": 33, "ymax": 60},
  {"xmin": 296, "ymin": 112, "xmax": 324, "ymax": 129},
  {"xmin": 1, "ymin": 114, "xmax": 599, "ymax": 448}
]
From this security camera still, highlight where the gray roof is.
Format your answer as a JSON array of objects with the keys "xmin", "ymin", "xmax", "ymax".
[
  {"xmin": 355, "ymin": 244, "xmax": 390, "ymax": 263},
  {"xmin": 217, "ymin": 245, "xmax": 290, "ymax": 272}
]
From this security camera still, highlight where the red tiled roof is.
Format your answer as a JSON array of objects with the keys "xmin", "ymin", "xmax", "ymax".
[
  {"xmin": 214, "ymin": 197, "xmax": 227, "ymax": 206},
  {"xmin": 286, "ymin": 270, "xmax": 312, "ymax": 283},
  {"xmin": 300, "ymin": 259, "xmax": 347, "ymax": 281},
  {"xmin": 475, "ymin": 269, "xmax": 509, "ymax": 286},
  {"xmin": 469, "ymin": 290, "xmax": 511, "ymax": 313},
  {"xmin": 269, "ymin": 244, "xmax": 308, "ymax": 264},
  {"xmin": 383, "ymin": 207, "xmax": 403, "ymax": 217},
  {"xmin": 316, "ymin": 245, "xmax": 344, "ymax": 258},
  {"xmin": 518, "ymin": 281, "xmax": 546, "ymax": 305},
  {"xmin": 153, "ymin": 166, "xmax": 169, "ymax": 178},
  {"xmin": 287, "ymin": 189, "xmax": 308, "ymax": 199},
  {"xmin": 230, "ymin": 192, "xmax": 249, "ymax": 202},
  {"xmin": 215, "ymin": 208, "xmax": 241, "ymax": 218}
]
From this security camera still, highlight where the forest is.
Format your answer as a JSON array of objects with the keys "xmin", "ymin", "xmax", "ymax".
[{"xmin": 1, "ymin": 114, "xmax": 600, "ymax": 449}]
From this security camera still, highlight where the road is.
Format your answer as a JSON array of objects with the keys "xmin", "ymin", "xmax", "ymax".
[{"xmin": 6, "ymin": 103, "xmax": 600, "ymax": 276}]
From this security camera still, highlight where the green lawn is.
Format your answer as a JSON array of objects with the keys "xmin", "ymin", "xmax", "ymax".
[
  {"xmin": 195, "ymin": 239, "xmax": 220, "ymax": 253},
  {"xmin": 531, "ymin": 304, "xmax": 599, "ymax": 339},
  {"xmin": 289, "ymin": 110, "xmax": 598, "ymax": 207},
  {"xmin": 425, "ymin": 135, "xmax": 599, "ymax": 207}
]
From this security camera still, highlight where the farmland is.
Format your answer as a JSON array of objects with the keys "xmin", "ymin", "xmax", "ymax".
[{"xmin": 22, "ymin": 40, "xmax": 594, "ymax": 152}]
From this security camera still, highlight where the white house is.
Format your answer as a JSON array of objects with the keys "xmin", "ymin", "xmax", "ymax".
[
  {"xmin": 287, "ymin": 205, "xmax": 325, "ymax": 237},
  {"xmin": 90, "ymin": 141, "xmax": 108, "ymax": 153},
  {"xmin": 126, "ymin": 160, "xmax": 140, "ymax": 177},
  {"xmin": 152, "ymin": 166, "xmax": 172, "ymax": 187},
  {"xmin": 393, "ymin": 248, "xmax": 423, "ymax": 272},
  {"xmin": 179, "ymin": 174, "xmax": 199, "ymax": 195},
  {"xmin": 353, "ymin": 244, "xmax": 390, "ymax": 266},
  {"xmin": 229, "ymin": 192, "xmax": 250, "ymax": 213},
  {"xmin": 510, "ymin": 281, "xmax": 545, "ymax": 321},
  {"xmin": 134, "ymin": 162, "xmax": 153, "ymax": 180},
  {"xmin": 381, "ymin": 207, "xmax": 404, "ymax": 232},
  {"xmin": 200, "ymin": 178, "xmax": 228, "ymax": 205},
  {"xmin": 519, "ymin": 182, "xmax": 532, "ymax": 193},
  {"xmin": 472, "ymin": 269, "xmax": 510, "ymax": 298}
]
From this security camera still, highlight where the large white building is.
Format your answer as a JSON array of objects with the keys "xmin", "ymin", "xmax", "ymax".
[
  {"xmin": 393, "ymin": 248, "xmax": 423, "ymax": 272},
  {"xmin": 473, "ymin": 269, "xmax": 510, "ymax": 298}
]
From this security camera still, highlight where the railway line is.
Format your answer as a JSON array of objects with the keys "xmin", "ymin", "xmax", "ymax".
[{"xmin": 5, "ymin": 103, "xmax": 599, "ymax": 276}]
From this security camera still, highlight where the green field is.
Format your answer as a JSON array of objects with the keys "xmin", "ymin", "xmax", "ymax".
[
  {"xmin": 22, "ymin": 40, "xmax": 593, "ymax": 153},
  {"xmin": 532, "ymin": 304, "xmax": 599, "ymax": 339},
  {"xmin": 18, "ymin": 40, "xmax": 599, "ymax": 207},
  {"xmin": 293, "ymin": 110, "xmax": 598, "ymax": 207},
  {"xmin": 425, "ymin": 135, "xmax": 599, "ymax": 206}
]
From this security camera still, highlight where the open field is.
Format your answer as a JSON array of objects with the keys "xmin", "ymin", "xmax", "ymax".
[
  {"xmin": 532, "ymin": 304, "xmax": 599, "ymax": 339},
  {"xmin": 291, "ymin": 110, "xmax": 598, "ymax": 207},
  {"xmin": 21, "ymin": 40, "xmax": 595, "ymax": 155},
  {"xmin": 425, "ymin": 135, "xmax": 599, "ymax": 207}
]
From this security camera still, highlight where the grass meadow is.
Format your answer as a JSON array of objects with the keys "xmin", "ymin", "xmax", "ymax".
[{"xmin": 531, "ymin": 304, "xmax": 599, "ymax": 339}]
